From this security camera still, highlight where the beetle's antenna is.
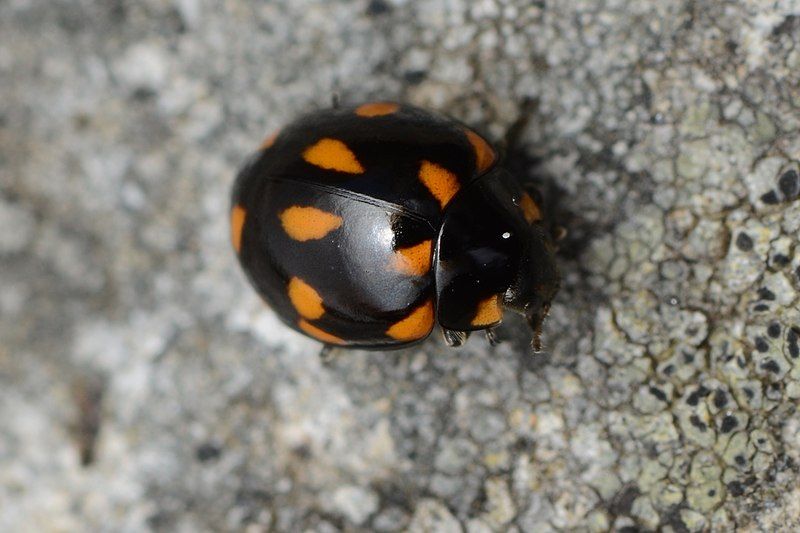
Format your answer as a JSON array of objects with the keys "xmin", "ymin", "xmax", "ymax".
[
  {"xmin": 531, "ymin": 325, "xmax": 543, "ymax": 353},
  {"xmin": 525, "ymin": 306, "xmax": 546, "ymax": 353}
]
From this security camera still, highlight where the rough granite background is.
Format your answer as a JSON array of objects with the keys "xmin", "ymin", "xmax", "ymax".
[{"xmin": 2, "ymin": 0, "xmax": 800, "ymax": 531}]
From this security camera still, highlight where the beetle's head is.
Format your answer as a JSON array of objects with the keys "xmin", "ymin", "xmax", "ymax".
[
  {"xmin": 502, "ymin": 222, "xmax": 561, "ymax": 351},
  {"xmin": 435, "ymin": 168, "xmax": 560, "ymax": 350}
]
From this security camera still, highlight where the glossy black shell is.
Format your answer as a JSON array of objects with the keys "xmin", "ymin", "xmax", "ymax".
[{"xmin": 231, "ymin": 102, "xmax": 556, "ymax": 349}]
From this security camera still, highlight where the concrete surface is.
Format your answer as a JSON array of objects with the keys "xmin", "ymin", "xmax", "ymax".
[{"xmin": 1, "ymin": 0, "xmax": 800, "ymax": 531}]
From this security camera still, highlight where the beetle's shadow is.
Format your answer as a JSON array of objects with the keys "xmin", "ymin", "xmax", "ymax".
[{"xmin": 503, "ymin": 147, "xmax": 599, "ymax": 261}]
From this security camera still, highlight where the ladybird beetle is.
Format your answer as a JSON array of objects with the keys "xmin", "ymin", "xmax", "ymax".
[{"xmin": 231, "ymin": 102, "xmax": 560, "ymax": 351}]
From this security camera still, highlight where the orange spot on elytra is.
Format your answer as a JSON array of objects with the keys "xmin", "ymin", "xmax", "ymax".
[
  {"xmin": 279, "ymin": 206, "xmax": 343, "ymax": 241},
  {"xmin": 465, "ymin": 129, "xmax": 495, "ymax": 173},
  {"xmin": 386, "ymin": 299, "xmax": 434, "ymax": 341},
  {"xmin": 230, "ymin": 205, "xmax": 246, "ymax": 253},
  {"xmin": 471, "ymin": 294, "xmax": 503, "ymax": 327},
  {"xmin": 418, "ymin": 160, "xmax": 460, "ymax": 209},
  {"xmin": 303, "ymin": 138, "xmax": 364, "ymax": 174},
  {"xmin": 298, "ymin": 319, "xmax": 346, "ymax": 345},
  {"xmin": 392, "ymin": 240, "xmax": 433, "ymax": 276},
  {"xmin": 355, "ymin": 102, "xmax": 399, "ymax": 117},
  {"xmin": 288, "ymin": 277, "xmax": 325, "ymax": 319},
  {"xmin": 260, "ymin": 130, "xmax": 279, "ymax": 150},
  {"xmin": 520, "ymin": 193, "xmax": 542, "ymax": 223}
]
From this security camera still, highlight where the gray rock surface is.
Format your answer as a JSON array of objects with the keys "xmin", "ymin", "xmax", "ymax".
[{"xmin": 2, "ymin": 0, "xmax": 799, "ymax": 531}]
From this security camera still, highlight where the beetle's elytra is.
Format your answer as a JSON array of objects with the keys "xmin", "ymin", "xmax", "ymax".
[{"xmin": 231, "ymin": 102, "xmax": 560, "ymax": 350}]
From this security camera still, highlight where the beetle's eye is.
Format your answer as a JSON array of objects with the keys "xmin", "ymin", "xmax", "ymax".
[{"xmin": 501, "ymin": 231, "xmax": 512, "ymax": 239}]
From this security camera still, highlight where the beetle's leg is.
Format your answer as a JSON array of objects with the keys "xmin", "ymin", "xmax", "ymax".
[
  {"xmin": 331, "ymin": 93, "xmax": 341, "ymax": 109},
  {"xmin": 484, "ymin": 327, "xmax": 501, "ymax": 346},
  {"xmin": 552, "ymin": 225, "xmax": 568, "ymax": 242},
  {"xmin": 442, "ymin": 328, "xmax": 470, "ymax": 348},
  {"xmin": 502, "ymin": 96, "xmax": 537, "ymax": 153},
  {"xmin": 319, "ymin": 345, "xmax": 338, "ymax": 364}
]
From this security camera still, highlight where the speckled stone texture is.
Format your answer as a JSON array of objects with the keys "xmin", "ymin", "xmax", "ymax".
[{"xmin": 2, "ymin": 0, "xmax": 799, "ymax": 531}]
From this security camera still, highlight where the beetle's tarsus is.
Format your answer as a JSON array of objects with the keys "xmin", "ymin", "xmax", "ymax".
[
  {"xmin": 331, "ymin": 93, "xmax": 341, "ymax": 109},
  {"xmin": 485, "ymin": 327, "xmax": 501, "ymax": 346},
  {"xmin": 442, "ymin": 329, "xmax": 469, "ymax": 347},
  {"xmin": 319, "ymin": 345, "xmax": 337, "ymax": 363}
]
